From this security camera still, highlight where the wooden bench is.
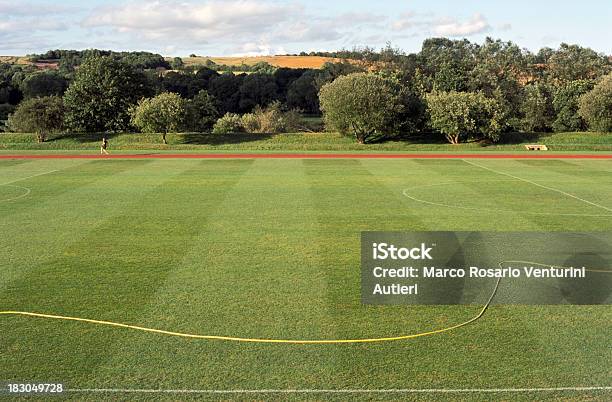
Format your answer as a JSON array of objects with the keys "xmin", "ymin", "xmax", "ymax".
[{"xmin": 525, "ymin": 144, "xmax": 548, "ymax": 151}]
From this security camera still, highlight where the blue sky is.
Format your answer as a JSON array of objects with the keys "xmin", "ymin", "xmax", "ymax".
[{"xmin": 0, "ymin": 0, "xmax": 610, "ymax": 56}]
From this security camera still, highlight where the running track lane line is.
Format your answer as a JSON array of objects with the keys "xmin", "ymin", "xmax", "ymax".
[
  {"xmin": 463, "ymin": 159, "xmax": 612, "ymax": 213},
  {"xmin": 1, "ymin": 153, "xmax": 612, "ymax": 159}
]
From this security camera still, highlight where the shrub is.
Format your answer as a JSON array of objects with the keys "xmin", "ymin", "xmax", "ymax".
[
  {"xmin": 6, "ymin": 96, "xmax": 64, "ymax": 142},
  {"xmin": 239, "ymin": 102, "xmax": 302, "ymax": 133},
  {"xmin": 278, "ymin": 109, "xmax": 302, "ymax": 133},
  {"xmin": 240, "ymin": 113, "xmax": 259, "ymax": 133},
  {"xmin": 425, "ymin": 91, "xmax": 505, "ymax": 144},
  {"xmin": 319, "ymin": 73, "xmax": 402, "ymax": 143},
  {"xmin": 249, "ymin": 102, "xmax": 301, "ymax": 133},
  {"xmin": 170, "ymin": 57, "xmax": 184, "ymax": 70},
  {"xmin": 0, "ymin": 103, "xmax": 15, "ymax": 121},
  {"xmin": 212, "ymin": 113, "xmax": 244, "ymax": 134},
  {"xmin": 0, "ymin": 103, "xmax": 15, "ymax": 132},
  {"xmin": 578, "ymin": 73, "xmax": 612, "ymax": 132}
]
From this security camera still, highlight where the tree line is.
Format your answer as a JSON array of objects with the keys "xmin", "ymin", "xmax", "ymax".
[{"xmin": 2, "ymin": 37, "xmax": 611, "ymax": 144}]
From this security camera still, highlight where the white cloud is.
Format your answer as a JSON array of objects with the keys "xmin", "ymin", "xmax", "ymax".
[
  {"xmin": 0, "ymin": 33, "xmax": 59, "ymax": 53},
  {"xmin": 79, "ymin": 1, "xmax": 387, "ymax": 56},
  {"xmin": 0, "ymin": 1, "xmax": 75, "ymax": 53},
  {"xmin": 82, "ymin": 1, "xmax": 296, "ymax": 43},
  {"xmin": 392, "ymin": 11, "xmax": 419, "ymax": 31},
  {"xmin": 0, "ymin": 19, "xmax": 67, "ymax": 34},
  {"xmin": 271, "ymin": 20, "xmax": 343, "ymax": 43},
  {"xmin": 392, "ymin": 11, "xmax": 491, "ymax": 38},
  {"xmin": 433, "ymin": 13, "xmax": 490, "ymax": 37},
  {"xmin": 0, "ymin": 1, "xmax": 76, "ymax": 16},
  {"xmin": 0, "ymin": 2, "xmax": 508, "ymax": 56},
  {"xmin": 0, "ymin": 17, "xmax": 67, "ymax": 52},
  {"xmin": 231, "ymin": 42, "xmax": 287, "ymax": 57}
]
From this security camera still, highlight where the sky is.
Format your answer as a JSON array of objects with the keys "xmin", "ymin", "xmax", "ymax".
[{"xmin": 0, "ymin": 0, "xmax": 610, "ymax": 56}]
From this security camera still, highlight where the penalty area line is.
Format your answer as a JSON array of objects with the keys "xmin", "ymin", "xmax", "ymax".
[
  {"xmin": 462, "ymin": 159, "xmax": 612, "ymax": 213},
  {"xmin": 0, "ymin": 169, "xmax": 59, "ymax": 186},
  {"xmin": 66, "ymin": 386, "xmax": 612, "ymax": 394}
]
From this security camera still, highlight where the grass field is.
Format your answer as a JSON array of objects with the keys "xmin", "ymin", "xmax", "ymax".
[
  {"xmin": 1, "ymin": 131, "xmax": 612, "ymax": 153},
  {"xmin": 1, "ymin": 157, "xmax": 611, "ymax": 400}
]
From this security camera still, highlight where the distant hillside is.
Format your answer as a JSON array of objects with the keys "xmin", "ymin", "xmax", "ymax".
[
  {"xmin": 0, "ymin": 56, "xmax": 31, "ymax": 65},
  {"xmin": 1, "ymin": 54, "xmax": 338, "ymax": 71},
  {"xmin": 176, "ymin": 55, "xmax": 339, "ymax": 69}
]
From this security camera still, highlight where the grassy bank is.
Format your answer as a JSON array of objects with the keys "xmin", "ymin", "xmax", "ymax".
[{"xmin": 1, "ymin": 131, "xmax": 611, "ymax": 153}]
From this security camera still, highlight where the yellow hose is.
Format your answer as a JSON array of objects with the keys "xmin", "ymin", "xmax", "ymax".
[{"xmin": 0, "ymin": 261, "xmax": 607, "ymax": 344}]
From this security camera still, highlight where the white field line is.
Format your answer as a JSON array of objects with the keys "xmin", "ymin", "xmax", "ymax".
[
  {"xmin": 1, "ymin": 170, "xmax": 59, "ymax": 186},
  {"xmin": 0, "ymin": 185, "xmax": 31, "ymax": 202},
  {"xmin": 66, "ymin": 386, "xmax": 612, "ymax": 394},
  {"xmin": 462, "ymin": 159, "xmax": 612, "ymax": 213},
  {"xmin": 401, "ymin": 181, "xmax": 612, "ymax": 217}
]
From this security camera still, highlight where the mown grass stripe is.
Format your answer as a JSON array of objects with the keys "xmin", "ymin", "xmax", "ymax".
[
  {"xmin": 463, "ymin": 159, "xmax": 612, "ymax": 213},
  {"xmin": 84, "ymin": 158, "xmax": 338, "ymax": 390},
  {"xmin": 0, "ymin": 160, "xmax": 254, "ymax": 382},
  {"xmin": 0, "ymin": 160, "xmax": 158, "ymax": 291},
  {"xmin": 71, "ymin": 159, "xmax": 261, "ymax": 388}
]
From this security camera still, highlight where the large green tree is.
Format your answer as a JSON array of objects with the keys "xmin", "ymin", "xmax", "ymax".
[
  {"xmin": 184, "ymin": 90, "xmax": 219, "ymax": 132},
  {"xmin": 63, "ymin": 56, "xmax": 150, "ymax": 132},
  {"xmin": 20, "ymin": 71, "xmax": 68, "ymax": 99},
  {"xmin": 547, "ymin": 43, "xmax": 610, "ymax": 84},
  {"xmin": 520, "ymin": 83, "xmax": 554, "ymax": 132},
  {"xmin": 417, "ymin": 38, "xmax": 478, "ymax": 93},
  {"xmin": 314, "ymin": 61, "xmax": 364, "ymax": 90},
  {"xmin": 161, "ymin": 71, "xmax": 205, "ymax": 99},
  {"xmin": 579, "ymin": 73, "xmax": 612, "ymax": 132},
  {"xmin": 273, "ymin": 67, "xmax": 307, "ymax": 102},
  {"xmin": 7, "ymin": 96, "xmax": 64, "ymax": 142},
  {"xmin": 0, "ymin": 63, "xmax": 24, "ymax": 105},
  {"xmin": 469, "ymin": 38, "xmax": 526, "ymax": 129},
  {"xmin": 319, "ymin": 73, "xmax": 403, "ymax": 143},
  {"xmin": 425, "ymin": 91, "xmax": 505, "ymax": 144},
  {"xmin": 207, "ymin": 73, "xmax": 243, "ymax": 115},
  {"xmin": 238, "ymin": 73, "xmax": 279, "ymax": 112},
  {"xmin": 552, "ymin": 80, "xmax": 594, "ymax": 132},
  {"xmin": 131, "ymin": 92, "xmax": 186, "ymax": 144},
  {"xmin": 287, "ymin": 70, "xmax": 320, "ymax": 114}
]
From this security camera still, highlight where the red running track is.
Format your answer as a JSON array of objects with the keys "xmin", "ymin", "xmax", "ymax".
[{"xmin": 0, "ymin": 153, "xmax": 611, "ymax": 159}]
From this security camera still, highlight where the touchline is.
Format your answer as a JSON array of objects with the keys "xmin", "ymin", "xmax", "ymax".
[{"xmin": 372, "ymin": 243, "xmax": 434, "ymax": 260}]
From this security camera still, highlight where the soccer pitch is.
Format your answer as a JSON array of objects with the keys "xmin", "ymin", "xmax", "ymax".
[{"xmin": 1, "ymin": 157, "xmax": 611, "ymax": 400}]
